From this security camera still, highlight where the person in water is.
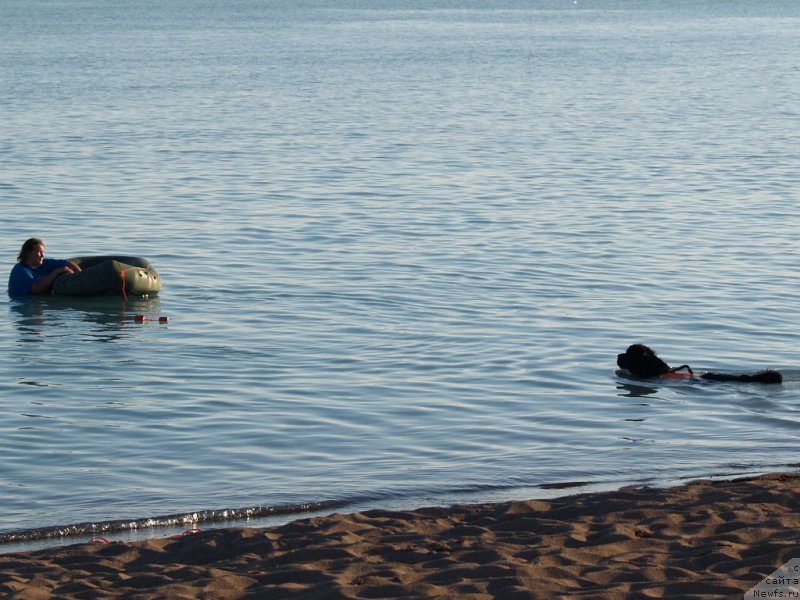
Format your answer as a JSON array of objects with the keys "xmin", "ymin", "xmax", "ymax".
[
  {"xmin": 617, "ymin": 343, "xmax": 783, "ymax": 384},
  {"xmin": 8, "ymin": 238, "xmax": 81, "ymax": 296}
]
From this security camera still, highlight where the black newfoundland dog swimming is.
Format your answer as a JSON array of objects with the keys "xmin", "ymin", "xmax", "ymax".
[{"xmin": 617, "ymin": 343, "xmax": 782, "ymax": 384}]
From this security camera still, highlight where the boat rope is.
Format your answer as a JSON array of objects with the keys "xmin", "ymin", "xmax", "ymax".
[{"xmin": 119, "ymin": 269, "xmax": 128, "ymax": 301}]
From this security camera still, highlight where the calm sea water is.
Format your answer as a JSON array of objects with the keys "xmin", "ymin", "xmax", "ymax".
[{"xmin": 1, "ymin": 0, "xmax": 799, "ymax": 550}]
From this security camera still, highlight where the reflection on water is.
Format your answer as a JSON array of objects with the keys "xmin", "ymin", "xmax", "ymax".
[
  {"xmin": 9, "ymin": 296, "xmax": 162, "ymax": 344},
  {"xmin": 616, "ymin": 379, "xmax": 660, "ymax": 398}
]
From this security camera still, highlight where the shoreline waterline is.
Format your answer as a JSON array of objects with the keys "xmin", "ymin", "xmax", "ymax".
[
  {"xmin": 2, "ymin": 470, "xmax": 800, "ymax": 599},
  {"xmin": 3, "ymin": 465, "xmax": 795, "ymax": 555}
]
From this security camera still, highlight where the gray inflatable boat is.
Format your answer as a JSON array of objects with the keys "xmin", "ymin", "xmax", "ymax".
[{"xmin": 53, "ymin": 256, "xmax": 161, "ymax": 297}]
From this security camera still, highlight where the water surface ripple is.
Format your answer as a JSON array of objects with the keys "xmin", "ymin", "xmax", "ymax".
[{"xmin": 1, "ymin": 0, "xmax": 799, "ymax": 550}]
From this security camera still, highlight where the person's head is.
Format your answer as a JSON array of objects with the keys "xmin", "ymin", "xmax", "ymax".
[
  {"xmin": 617, "ymin": 343, "xmax": 671, "ymax": 377},
  {"xmin": 18, "ymin": 238, "xmax": 45, "ymax": 268}
]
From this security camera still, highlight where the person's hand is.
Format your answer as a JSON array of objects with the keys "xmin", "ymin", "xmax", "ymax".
[{"xmin": 66, "ymin": 261, "xmax": 81, "ymax": 272}]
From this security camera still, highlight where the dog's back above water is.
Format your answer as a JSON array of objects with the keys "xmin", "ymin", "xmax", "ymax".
[{"xmin": 617, "ymin": 343, "xmax": 783, "ymax": 384}]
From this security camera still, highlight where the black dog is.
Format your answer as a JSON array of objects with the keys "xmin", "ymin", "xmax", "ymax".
[{"xmin": 617, "ymin": 343, "xmax": 783, "ymax": 384}]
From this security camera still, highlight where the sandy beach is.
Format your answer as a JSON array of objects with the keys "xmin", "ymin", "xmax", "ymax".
[{"xmin": 2, "ymin": 471, "xmax": 799, "ymax": 599}]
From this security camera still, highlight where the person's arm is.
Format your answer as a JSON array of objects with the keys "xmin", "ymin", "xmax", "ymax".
[{"xmin": 30, "ymin": 264, "xmax": 74, "ymax": 294}]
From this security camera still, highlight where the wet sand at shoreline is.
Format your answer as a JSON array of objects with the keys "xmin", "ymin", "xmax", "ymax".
[{"xmin": 2, "ymin": 472, "xmax": 799, "ymax": 599}]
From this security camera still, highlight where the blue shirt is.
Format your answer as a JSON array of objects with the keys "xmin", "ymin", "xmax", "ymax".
[{"xmin": 8, "ymin": 258, "xmax": 68, "ymax": 296}]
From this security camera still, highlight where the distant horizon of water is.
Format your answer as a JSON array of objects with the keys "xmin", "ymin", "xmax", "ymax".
[{"xmin": 1, "ymin": 0, "xmax": 799, "ymax": 552}]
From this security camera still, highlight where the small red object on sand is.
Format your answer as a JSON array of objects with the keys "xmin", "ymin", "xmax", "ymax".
[
  {"xmin": 174, "ymin": 528, "xmax": 201, "ymax": 538},
  {"xmin": 86, "ymin": 536, "xmax": 110, "ymax": 544}
]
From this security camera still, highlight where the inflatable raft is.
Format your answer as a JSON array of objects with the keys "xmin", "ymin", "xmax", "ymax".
[{"xmin": 52, "ymin": 256, "xmax": 161, "ymax": 297}]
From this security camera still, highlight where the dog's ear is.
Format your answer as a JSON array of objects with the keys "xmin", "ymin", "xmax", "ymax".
[
  {"xmin": 628, "ymin": 343, "xmax": 654, "ymax": 359},
  {"xmin": 619, "ymin": 343, "xmax": 671, "ymax": 377}
]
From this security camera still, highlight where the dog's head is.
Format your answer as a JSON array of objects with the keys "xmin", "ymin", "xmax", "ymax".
[{"xmin": 617, "ymin": 344, "xmax": 671, "ymax": 378}]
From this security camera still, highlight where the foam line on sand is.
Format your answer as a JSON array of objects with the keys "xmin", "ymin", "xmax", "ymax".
[{"xmin": 2, "ymin": 471, "xmax": 800, "ymax": 599}]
